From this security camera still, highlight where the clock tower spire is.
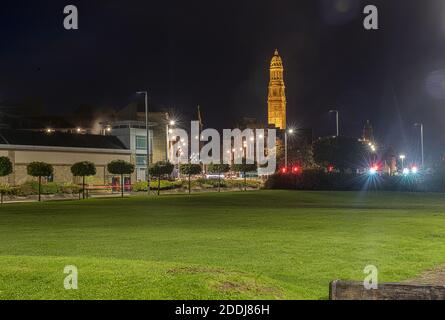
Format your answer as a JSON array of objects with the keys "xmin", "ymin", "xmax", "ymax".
[{"xmin": 267, "ymin": 49, "xmax": 286, "ymax": 129}]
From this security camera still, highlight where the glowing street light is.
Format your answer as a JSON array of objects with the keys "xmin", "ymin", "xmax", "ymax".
[
  {"xmin": 284, "ymin": 128, "xmax": 294, "ymax": 168},
  {"xmin": 399, "ymin": 154, "xmax": 406, "ymax": 169}
]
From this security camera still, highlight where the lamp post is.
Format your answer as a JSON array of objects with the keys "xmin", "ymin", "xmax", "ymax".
[
  {"xmin": 414, "ymin": 123, "xmax": 424, "ymax": 167},
  {"xmin": 284, "ymin": 128, "xmax": 294, "ymax": 168},
  {"xmin": 166, "ymin": 120, "xmax": 175, "ymax": 162},
  {"xmin": 137, "ymin": 91, "xmax": 150, "ymax": 195},
  {"xmin": 329, "ymin": 110, "xmax": 339, "ymax": 137},
  {"xmin": 399, "ymin": 154, "xmax": 406, "ymax": 170}
]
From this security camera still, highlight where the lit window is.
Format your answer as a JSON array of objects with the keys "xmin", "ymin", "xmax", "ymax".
[{"xmin": 136, "ymin": 136, "xmax": 146, "ymax": 150}]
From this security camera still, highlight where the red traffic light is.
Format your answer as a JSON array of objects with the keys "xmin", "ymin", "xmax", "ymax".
[{"xmin": 292, "ymin": 166, "xmax": 300, "ymax": 173}]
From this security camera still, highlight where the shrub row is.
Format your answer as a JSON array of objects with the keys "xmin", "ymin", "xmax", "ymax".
[
  {"xmin": 0, "ymin": 182, "xmax": 82, "ymax": 196},
  {"xmin": 131, "ymin": 179, "xmax": 263, "ymax": 192},
  {"xmin": 265, "ymin": 169, "xmax": 430, "ymax": 192},
  {"xmin": 132, "ymin": 180, "xmax": 183, "ymax": 192},
  {"xmin": 194, "ymin": 178, "xmax": 262, "ymax": 189}
]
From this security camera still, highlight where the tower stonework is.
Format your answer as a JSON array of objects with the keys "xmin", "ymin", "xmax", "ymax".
[{"xmin": 268, "ymin": 49, "xmax": 286, "ymax": 130}]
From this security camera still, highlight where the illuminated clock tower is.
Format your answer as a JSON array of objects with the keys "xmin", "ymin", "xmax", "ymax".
[{"xmin": 267, "ymin": 49, "xmax": 287, "ymax": 130}]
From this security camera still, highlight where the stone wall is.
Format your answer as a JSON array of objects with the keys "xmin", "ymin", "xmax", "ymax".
[{"xmin": 0, "ymin": 148, "xmax": 132, "ymax": 185}]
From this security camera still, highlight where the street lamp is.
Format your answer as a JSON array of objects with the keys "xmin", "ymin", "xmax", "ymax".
[
  {"xmin": 137, "ymin": 91, "xmax": 150, "ymax": 195},
  {"xmin": 414, "ymin": 123, "xmax": 424, "ymax": 167},
  {"xmin": 329, "ymin": 110, "xmax": 339, "ymax": 137},
  {"xmin": 284, "ymin": 128, "xmax": 294, "ymax": 168},
  {"xmin": 166, "ymin": 119, "xmax": 176, "ymax": 161},
  {"xmin": 399, "ymin": 154, "xmax": 406, "ymax": 170}
]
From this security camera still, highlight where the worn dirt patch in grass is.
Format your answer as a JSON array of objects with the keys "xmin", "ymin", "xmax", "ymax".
[
  {"xmin": 403, "ymin": 265, "xmax": 445, "ymax": 286},
  {"xmin": 214, "ymin": 280, "xmax": 283, "ymax": 299},
  {"xmin": 167, "ymin": 266, "xmax": 229, "ymax": 275}
]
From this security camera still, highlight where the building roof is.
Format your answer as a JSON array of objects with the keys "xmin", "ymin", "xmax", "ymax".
[{"xmin": 0, "ymin": 130, "xmax": 128, "ymax": 150}]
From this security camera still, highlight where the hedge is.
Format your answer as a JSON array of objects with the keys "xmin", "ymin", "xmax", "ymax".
[{"xmin": 265, "ymin": 169, "xmax": 428, "ymax": 192}]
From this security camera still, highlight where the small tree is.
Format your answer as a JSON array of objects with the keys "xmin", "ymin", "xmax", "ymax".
[
  {"xmin": 27, "ymin": 162, "xmax": 54, "ymax": 201},
  {"xmin": 231, "ymin": 162, "xmax": 257, "ymax": 191},
  {"xmin": 207, "ymin": 163, "xmax": 230, "ymax": 192},
  {"xmin": 179, "ymin": 164, "xmax": 202, "ymax": 194},
  {"xmin": 0, "ymin": 157, "xmax": 13, "ymax": 204},
  {"xmin": 107, "ymin": 160, "xmax": 135, "ymax": 198},
  {"xmin": 71, "ymin": 161, "xmax": 97, "ymax": 199},
  {"xmin": 148, "ymin": 161, "xmax": 174, "ymax": 195}
]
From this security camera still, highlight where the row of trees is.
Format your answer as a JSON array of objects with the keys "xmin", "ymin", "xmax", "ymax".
[
  {"xmin": 0, "ymin": 156, "xmax": 259, "ymax": 202},
  {"xmin": 0, "ymin": 157, "xmax": 135, "ymax": 202},
  {"xmin": 149, "ymin": 162, "xmax": 257, "ymax": 194}
]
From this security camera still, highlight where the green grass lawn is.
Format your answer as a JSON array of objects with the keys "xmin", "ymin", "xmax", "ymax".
[{"xmin": 1, "ymin": 190, "xmax": 445, "ymax": 300}]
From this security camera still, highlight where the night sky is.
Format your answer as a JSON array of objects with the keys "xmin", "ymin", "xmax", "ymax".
[{"xmin": 1, "ymin": 0, "xmax": 445, "ymax": 162}]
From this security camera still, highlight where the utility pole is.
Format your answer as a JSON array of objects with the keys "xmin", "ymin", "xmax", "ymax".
[{"xmin": 284, "ymin": 128, "xmax": 294, "ymax": 168}]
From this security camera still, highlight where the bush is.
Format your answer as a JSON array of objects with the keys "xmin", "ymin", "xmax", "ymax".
[
  {"xmin": 15, "ymin": 182, "xmax": 81, "ymax": 196},
  {"xmin": 16, "ymin": 181, "xmax": 37, "ymax": 196},
  {"xmin": 17, "ymin": 181, "xmax": 60, "ymax": 195},
  {"xmin": 132, "ymin": 180, "xmax": 182, "ymax": 192},
  {"xmin": 60, "ymin": 183, "xmax": 82, "ymax": 194},
  {"xmin": 265, "ymin": 170, "xmax": 426, "ymax": 192},
  {"xmin": 192, "ymin": 178, "xmax": 262, "ymax": 190},
  {"xmin": 195, "ymin": 178, "xmax": 226, "ymax": 188},
  {"xmin": 0, "ymin": 184, "xmax": 19, "ymax": 196},
  {"xmin": 225, "ymin": 179, "xmax": 262, "ymax": 189},
  {"xmin": 0, "ymin": 183, "xmax": 15, "ymax": 204}
]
